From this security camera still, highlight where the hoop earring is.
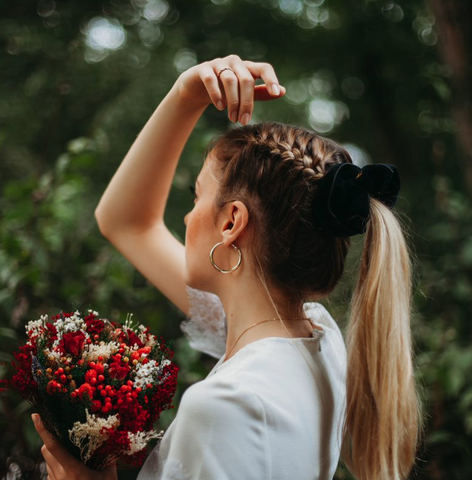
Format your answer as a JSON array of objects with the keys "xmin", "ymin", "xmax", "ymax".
[{"xmin": 209, "ymin": 241, "xmax": 242, "ymax": 274}]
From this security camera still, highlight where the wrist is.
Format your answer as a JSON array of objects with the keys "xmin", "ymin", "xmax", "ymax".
[{"xmin": 168, "ymin": 81, "xmax": 211, "ymax": 114}]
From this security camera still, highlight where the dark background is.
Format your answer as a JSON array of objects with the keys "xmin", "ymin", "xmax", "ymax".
[{"xmin": 1, "ymin": 0, "xmax": 471, "ymax": 478}]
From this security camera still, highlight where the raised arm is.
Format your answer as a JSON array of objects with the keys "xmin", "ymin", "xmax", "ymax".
[
  {"xmin": 94, "ymin": 55, "xmax": 285, "ymax": 316},
  {"xmin": 94, "ymin": 82, "xmax": 207, "ymax": 315}
]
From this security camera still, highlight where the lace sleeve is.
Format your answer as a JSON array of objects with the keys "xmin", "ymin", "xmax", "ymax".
[{"xmin": 179, "ymin": 285, "xmax": 227, "ymax": 359}]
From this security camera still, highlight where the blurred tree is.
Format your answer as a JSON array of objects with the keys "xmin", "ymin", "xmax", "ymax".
[{"xmin": 0, "ymin": 0, "xmax": 471, "ymax": 479}]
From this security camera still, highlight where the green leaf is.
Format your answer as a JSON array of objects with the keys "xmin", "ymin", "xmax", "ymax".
[{"xmin": 0, "ymin": 328, "xmax": 17, "ymax": 340}]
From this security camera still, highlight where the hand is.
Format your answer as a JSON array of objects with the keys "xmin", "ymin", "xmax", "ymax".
[
  {"xmin": 173, "ymin": 54, "xmax": 287, "ymax": 124},
  {"xmin": 32, "ymin": 413, "xmax": 118, "ymax": 480}
]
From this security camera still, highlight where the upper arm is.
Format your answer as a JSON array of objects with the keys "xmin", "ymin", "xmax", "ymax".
[{"xmin": 96, "ymin": 221, "xmax": 190, "ymax": 316}]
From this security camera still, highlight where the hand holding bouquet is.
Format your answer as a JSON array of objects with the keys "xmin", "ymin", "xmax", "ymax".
[{"xmin": 0, "ymin": 308, "xmax": 179, "ymax": 472}]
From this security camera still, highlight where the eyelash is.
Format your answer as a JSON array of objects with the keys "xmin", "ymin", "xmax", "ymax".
[{"xmin": 189, "ymin": 185, "xmax": 197, "ymax": 200}]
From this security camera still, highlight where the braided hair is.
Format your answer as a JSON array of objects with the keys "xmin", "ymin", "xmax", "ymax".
[{"xmin": 205, "ymin": 121, "xmax": 352, "ymax": 307}]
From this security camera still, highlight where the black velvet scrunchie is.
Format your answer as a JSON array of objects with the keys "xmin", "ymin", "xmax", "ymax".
[{"xmin": 312, "ymin": 163, "xmax": 401, "ymax": 237}]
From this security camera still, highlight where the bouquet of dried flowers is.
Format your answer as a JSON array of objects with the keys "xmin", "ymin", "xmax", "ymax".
[{"xmin": 0, "ymin": 308, "xmax": 179, "ymax": 471}]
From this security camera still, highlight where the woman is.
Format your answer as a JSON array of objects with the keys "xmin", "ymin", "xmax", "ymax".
[{"xmin": 33, "ymin": 55, "xmax": 425, "ymax": 480}]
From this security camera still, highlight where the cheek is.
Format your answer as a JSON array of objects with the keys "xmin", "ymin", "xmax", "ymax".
[{"xmin": 185, "ymin": 209, "xmax": 206, "ymax": 249}]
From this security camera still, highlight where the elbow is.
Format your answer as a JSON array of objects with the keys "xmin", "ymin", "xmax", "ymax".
[{"xmin": 94, "ymin": 209, "xmax": 111, "ymax": 239}]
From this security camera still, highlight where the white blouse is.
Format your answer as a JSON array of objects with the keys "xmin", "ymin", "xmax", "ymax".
[{"xmin": 137, "ymin": 286, "xmax": 347, "ymax": 480}]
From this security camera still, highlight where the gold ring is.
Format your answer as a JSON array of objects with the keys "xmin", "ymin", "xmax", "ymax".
[{"xmin": 216, "ymin": 67, "xmax": 235, "ymax": 79}]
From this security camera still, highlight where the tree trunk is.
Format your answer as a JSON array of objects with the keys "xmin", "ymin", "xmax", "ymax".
[{"xmin": 428, "ymin": 0, "xmax": 472, "ymax": 197}]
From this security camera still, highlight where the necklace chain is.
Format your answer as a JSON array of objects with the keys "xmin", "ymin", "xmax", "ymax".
[{"xmin": 224, "ymin": 317, "xmax": 313, "ymax": 362}]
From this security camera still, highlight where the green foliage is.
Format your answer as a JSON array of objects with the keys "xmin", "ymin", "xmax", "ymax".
[{"xmin": 1, "ymin": 0, "xmax": 471, "ymax": 478}]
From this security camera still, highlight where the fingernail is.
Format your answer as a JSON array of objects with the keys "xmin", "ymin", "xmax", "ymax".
[
  {"xmin": 230, "ymin": 111, "xmax": 237, "ymax": 123},
  {"xmin": 240, "ymin": 113, "xmax": 250, "ymax": 125},
  {"xmin": 272, "ymin": 84, "xmax": 280, "ymax": 96},
  {"xmin": 31, "ymin": 413, "xmax": 38, "ymax": 425},
  {"xmin": 217, "ymin": 100, "xmax": 224, "ymax": 110}
]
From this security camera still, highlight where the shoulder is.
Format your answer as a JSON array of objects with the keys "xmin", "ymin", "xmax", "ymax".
[{"xmin": 303, "ymin": 301, "xmax": 345, "ymax": 343}]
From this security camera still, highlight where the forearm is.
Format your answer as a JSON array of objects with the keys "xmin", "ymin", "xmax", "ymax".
[{"xmin": 94, "ymin": 83, "xmax": 208, "ymax": 234}]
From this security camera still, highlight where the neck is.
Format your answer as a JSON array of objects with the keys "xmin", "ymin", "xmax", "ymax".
[{"xmin": 211, "ymin": 274, "xmax": 313, "ymax": 358}]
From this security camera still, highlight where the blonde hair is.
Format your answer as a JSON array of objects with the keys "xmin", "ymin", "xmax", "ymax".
[
  {"xmin": 339, "ymin": 198, "xmax": 426, "ymax": 479},
  {"xmin": 206, "ymin": 121, "xmax": 426, "ymax": 479}
]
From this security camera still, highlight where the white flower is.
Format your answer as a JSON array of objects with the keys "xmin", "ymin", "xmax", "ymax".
[
  {"xmin": 123, "ymin": 313, "xmax": 137, "ymax": 331},
  {"xmin": 68, "ymin": 409, "xmax": 120, "ymax": 464},
  {"xmin": 53, "ymin": 313, "xmax": 86, "ymax": 337},
  {"xmin": 82, "ymin": 341, "xmax": 121, "ymax": 362},
  {"xmin": 133, "ymin": 358, "xmax": 172, "ymax": 388},
  {"xmin": 127, "ymin": 429, "xmax": 164, "ymax": 455},
  {"xmin": 25, "ymin": 314, "xmax": 48, "ymax": 338},
  {"xmin": 145, "ymin": 335, "xmax": 158, "ymax": 347},
  {"xmin": 49, "ymin": 313, "xmax": 91, "ymax": 352},
  {"xmin": 133, "ymin": 359, "xmax": 158, "ymax": 388}
]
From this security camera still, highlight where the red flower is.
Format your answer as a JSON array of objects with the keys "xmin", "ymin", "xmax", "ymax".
[
  {"xmin": 126, "ymin": 330, "xmax": 144, "ymax": 348},
  {"xmin": 93, "ymin": 362, "xmax": 105, "ymax": 376},
  {"xmin": 46, "ymin": 322, "xmax": 57, "ymax": 336},
  {"xmin": 78, "ymin": 383, "xmax": 94, "ymax": 401},
  {"xmin": 85, "ymin": 319, "xmax": 105, "ymax": 336},
  {"xmin": 109, "ymin": 362, "xmax": 130, "ymax": 381},
  {"xmin": 60, "ymin": 331, "xmax": 86, "ymax": 357},
  {"xmin": 1, "ymin": 344, "xmax": 36, "ymax": 395},
  {"xmin": 91, "ymin": 400, "xmax": 103, "ymax": 413}
]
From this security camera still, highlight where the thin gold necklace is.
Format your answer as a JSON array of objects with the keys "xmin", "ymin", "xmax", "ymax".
[{"xmin": 224, "ymin": 317, "xmax": 313, "ymax": 362}]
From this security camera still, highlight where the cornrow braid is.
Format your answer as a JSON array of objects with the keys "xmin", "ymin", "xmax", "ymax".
[
  {"xmin": 269, "ymin": 143, "xmax": 324, "ymax": 181},
  {"xmin": 244, "ymin": 129, "xmax": 327, "ymax": 190}
]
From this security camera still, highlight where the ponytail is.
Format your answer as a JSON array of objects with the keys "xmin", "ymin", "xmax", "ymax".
[{"xmin": 340, "ymin": 198, "xmax": 426, "ymax": 480}]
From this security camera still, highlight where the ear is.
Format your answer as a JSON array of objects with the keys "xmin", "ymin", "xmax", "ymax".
[{"xmin": 220, "ymin": 201, "xmax": 249, "ymax": 247}]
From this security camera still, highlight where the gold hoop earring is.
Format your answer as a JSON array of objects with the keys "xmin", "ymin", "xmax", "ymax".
[{"xmin": 209, "ymin": 241, "xmax": 242, "ymax": 274}]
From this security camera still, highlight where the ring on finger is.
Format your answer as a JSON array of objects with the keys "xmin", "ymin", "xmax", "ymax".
[
  {"xmin": 215, "ymin": 65, "xmax": 239, "ymax": 122},
  {"xmin": 216, "ymin": 66, "xmax": 235, "ymax": 80}
]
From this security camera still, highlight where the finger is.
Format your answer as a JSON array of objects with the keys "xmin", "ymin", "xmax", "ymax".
[
  {"xmin": 254, "ymin": 84, "xmax": 286, "ymax": 102},
  {"xmin": 41, "ymin": 444, "xmax": 64, "ymax": 478},
  {"xmin": 244, "ymin": 60, "xmax": 282, "ymax": 97},
  {"xmin": 213, "ymin": 60, "xmax": 239, "ymax": 123},
  {"xmin": 46, "ymin": 461, "xmax": 57, "ymax": 480},
  {"xmin": 198, "ymin": 63, "xmax": 225, "ymax": 111},
  {"xmin": 229, "ymin": 62, "xmax": 255, "ymax": 125},
  {"xmin": 32, "ymin": 414, "xmax": 83, "ymax": 471},
  {"xmin": 32, "ymin": 414, "xmax": 60, "ymax": 453}
]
